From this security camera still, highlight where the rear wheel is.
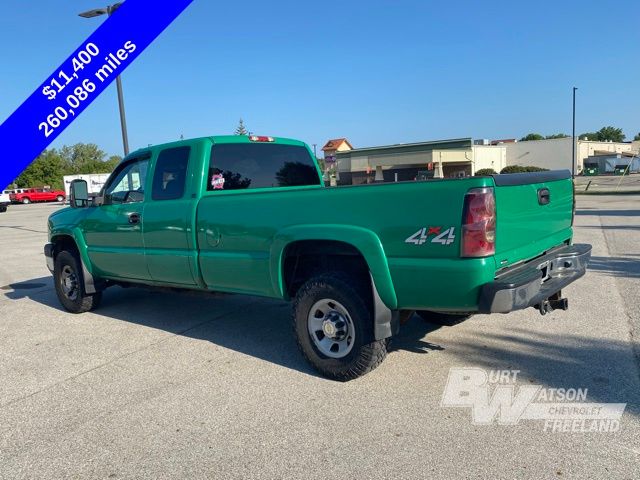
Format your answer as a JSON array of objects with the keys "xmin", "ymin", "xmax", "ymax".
[
  {"xmin": 22, "ymin": 197, "xmax": 31, "ymax": 204},
  {"xmin": 416, "ymin": 310, "xmax": 472, "ymax": 326},
  {"xmin": 56, "ymin": 195, "xmax": 64, "ymax": 202},
  {"xmin": 54, "ymin": 250, "xmax": 101, "ymax": 313},
  {"xmin": 293, "ymin": 273, "xmax": 387, "ymax": 380}
]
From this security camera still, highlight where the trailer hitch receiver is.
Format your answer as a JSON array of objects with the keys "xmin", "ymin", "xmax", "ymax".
[{"xmin": 535, "ymin": 291, "xmax": 568, "ymax": 316}]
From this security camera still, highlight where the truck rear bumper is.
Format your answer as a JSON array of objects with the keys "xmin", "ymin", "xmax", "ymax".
[{"xmin": 478, "ymin": 243, "xmax": 591, "ymax": 314}]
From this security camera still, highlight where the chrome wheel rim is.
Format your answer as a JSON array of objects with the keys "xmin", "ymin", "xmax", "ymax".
[
  {"xmin": 60, "ymin": 265, "xmax": 79, "ymax": 301},
  {"xmin": 307, "ymin": 299, "xmax": 355, "ymax": 358}
]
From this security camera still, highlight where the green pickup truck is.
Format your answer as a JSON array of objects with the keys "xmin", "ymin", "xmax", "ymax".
[{"xmin": 45, "ymin": 135, "xmax": 591, "ymax": 380}]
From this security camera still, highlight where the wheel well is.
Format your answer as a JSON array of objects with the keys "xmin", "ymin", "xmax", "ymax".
[
  {"xmin": 282, "ymin": 240, "xmax": 372, "ymax": 300},
  {"xmin": 51, "ymin": 235, "xmax": 79, "ymax": 260}
]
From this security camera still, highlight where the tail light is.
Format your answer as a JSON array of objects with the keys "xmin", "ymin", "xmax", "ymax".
[
  {"xmin": 248, "ymin": 135, "xmax": 274, "ymax": 142},
  {"xmin": 461, "ymin": 187, "xmax": 496, "ymax": 257}
]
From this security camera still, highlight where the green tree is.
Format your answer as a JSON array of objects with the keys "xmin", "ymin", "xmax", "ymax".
[
  {"xmin": 501, "ymin": 165, "xmax": 527, "ymax": 174},
  {"xmin": 60, "ymin": 143, "xmax": 108, "ymax": 174},
  {"xmin": 634, "ymin": 133, "xmax": 640, "ymax": 141},
  {"xmin": 234, "ymin": 118, "xmax": 248, "ymax": 135},
  {"xmin": 523, "ymin": 166, "xmax": 549, "ymax": 172},
  {"xmin": 104, "ymin": 155, "xmax": 122, "ymax": 172},
  {"xmin": 578, "ymin": 132, "xmax": 597, "ymax": 141},
  {"xmin": 474, "ymin": 168, "xmax": 497, "ymax": 176},
  {"xmin": 15, "ymin": 149, "xmax": 67, "ymax": 189},
  {"xmin": 579, "ymin": 126, "xmax": 625, "ymax": 142},
  {"xmin": 499, "ymin": 165, "xmax": 549, "ymax": 174},
  {"xmin": 12, "ymin": 143, "xmax": 121, "ymax": 188},
  {"xmin": 595, "ymin": 126, "xmax": 625, "ymax": 142},
  {"xmin": 519, "ymin": 133, "xmax": 545, "ymax": 141},
  {"xmin": 545, "ymin": 133, "xmax": 569, "ymax": 139}
]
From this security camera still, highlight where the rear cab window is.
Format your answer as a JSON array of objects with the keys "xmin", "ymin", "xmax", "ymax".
[{"xmin": 207, "ymin": 143, "xmax": 320, "ymax": 192}]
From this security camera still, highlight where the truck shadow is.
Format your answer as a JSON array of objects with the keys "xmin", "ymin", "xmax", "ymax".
[
  {"xmin": 389, "ymin": 320, "xmax": 445, "ymax": 354},
  {"xmin": 576, "ymin": 208, "xmax": 640, "ymax": 217},
  {"xmin": 444, "ymin": 327, "xmax": 640, "ymax": 417},
  {"xmin": 4, "ymin": 278, "xmax": 639, "ymax": 416},
  {"xmin": 2, "ymin": 278, "xmax": 443, "ymax": 379},
  {"xmin": 0, "ymin": 224, "xmax": 49, "ymax": 234},
  {"xmin": 587, "ymin": 256, "xmax": 640, "ymax": 279}
]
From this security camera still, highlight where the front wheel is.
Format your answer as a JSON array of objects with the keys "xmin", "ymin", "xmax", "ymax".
[
  {"xmin": 53, "ymin": 250, "xmax": 101, "ymax": 313},
  {"xmin": 56, "ymin": 195, "xmax": 64, "ymax": 202},
  {"xmin": 293, "ymin": 273, "xmax": 387, "ymax": 381},
  {"xmin": 22, "ymin": 197, "xmax": 31, "ymax": 204}
]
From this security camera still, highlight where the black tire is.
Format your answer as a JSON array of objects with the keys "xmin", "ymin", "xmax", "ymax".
[
  {"xmin": 0, "ymin": 205, "xmax": 6, "ymax": 213},
  {"xmin": 56, "ymin": 195, "xmax": 64, "ymax": 202},
  {"xmin": 54, "ymin": 250, "xmax": 102, "ymax": 313},
  {"xmin": 293, "ymin": 273, "xmax": 387, "ymax": 381},
  {"xmin": 22, "ymin": 197, "xmax": 31, "ymax": 204},
  {"xmin": 416, "ymin": 310, "xmax": 472, "ymax": 326}
]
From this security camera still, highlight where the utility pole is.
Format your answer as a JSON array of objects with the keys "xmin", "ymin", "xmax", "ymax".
[
  {"xmin": 313, "ymin": 144, "xmax": 317, "ymax": 158},
  {"xmin": 79, "ymin": 3, "xmax": 129, "ymax": 156}
]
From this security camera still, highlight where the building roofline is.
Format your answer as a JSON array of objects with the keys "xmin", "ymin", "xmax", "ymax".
[
  {"xmin": 336, "ymin": 138, "xmax": 472, "ymax": 156},
  {"xmin": 511, "ymin": 137, "xmax": 631, "ymax": 146},
  {"xmin": 321, "ymin": 138, "xmax": 353, "ymax": 151}
]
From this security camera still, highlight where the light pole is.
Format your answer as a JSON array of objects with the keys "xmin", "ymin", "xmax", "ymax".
[
  {"xmin": 312, "ymin": 144, "xmax": 317, "ymax": 158},
  {"xmin": 79, "ymin": 3, "xmax": 129, "ymax": 156},
  {"xmin": 572, "ymin": 87, "xmax": 577, "ymax": 177}
]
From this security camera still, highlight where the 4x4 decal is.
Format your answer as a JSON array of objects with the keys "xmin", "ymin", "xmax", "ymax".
[{"xmin": 405, "ymin": 227, "xmax": 456, "ymax": 245}]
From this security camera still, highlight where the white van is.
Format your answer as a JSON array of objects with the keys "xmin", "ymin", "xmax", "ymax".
[{"xmin": 0, "ymin": 192, "xmax": 10, "ymax": 212}]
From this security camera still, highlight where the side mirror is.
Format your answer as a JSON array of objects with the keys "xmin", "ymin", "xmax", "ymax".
[{"xmin": 70, "ymin": 179, "xmax": 89, "ymax": 208}]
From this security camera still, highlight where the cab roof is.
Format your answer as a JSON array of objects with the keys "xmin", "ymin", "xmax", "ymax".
[{"xmin": 126, "ymin": 135, "xmax": 308, "ymax": 160}]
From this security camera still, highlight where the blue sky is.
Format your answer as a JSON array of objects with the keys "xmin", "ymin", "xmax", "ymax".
[{"xmin": 1, "ymin": 0, "xmax": 638, "ymax": 158}]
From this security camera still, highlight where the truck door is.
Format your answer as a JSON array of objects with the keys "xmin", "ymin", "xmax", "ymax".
[
  {"xmin": 41, "ymin": 189, "xmax": 54, "ymax": 201},
  {"xmin": 81, "ymin": 155, "xmax": 151, "ymax": 281},
  {"xmin": 142, "ymin": 145, "xmax": 198, "ymax": 286}
]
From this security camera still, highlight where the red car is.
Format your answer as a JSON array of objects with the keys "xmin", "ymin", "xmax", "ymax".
[{"xmin": 10, "ymin": 188, "xmax": 66, "ymax": 204}]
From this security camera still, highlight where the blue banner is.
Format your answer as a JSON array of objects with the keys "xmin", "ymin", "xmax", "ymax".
[{"xmin": 0, "ymin": 0, "xmax": 194, "ymax": 189}]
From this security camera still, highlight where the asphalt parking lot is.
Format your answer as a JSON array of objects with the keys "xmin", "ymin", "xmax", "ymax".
[
  {"xmin": 574, "ymin": 174, "xmax": 640, "ymax": 193},
  {"xmin": 1, "ymin": 199, "xmax": 639, "ymax": 479}
]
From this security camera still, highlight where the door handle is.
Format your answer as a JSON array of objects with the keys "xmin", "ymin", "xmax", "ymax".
[
  {"xmin": 128, "ymin": 212, "xmax": 141, "ymax": 224},
  {"xmin": 537, "ymin": 188, "xmax": 551, "ymax": 205}
]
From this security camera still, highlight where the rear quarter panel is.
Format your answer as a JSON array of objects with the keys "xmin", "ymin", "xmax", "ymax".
[{"xmin": 196, "ymin": 177, "xmax": 495, "ymax": 311}]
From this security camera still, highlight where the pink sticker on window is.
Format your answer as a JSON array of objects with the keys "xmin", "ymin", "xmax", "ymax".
[{"xmin": 211, "ymin": 174, "xmax": 225, "ymax": 189}]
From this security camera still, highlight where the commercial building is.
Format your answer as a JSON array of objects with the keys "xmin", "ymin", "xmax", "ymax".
[
  {"xmin": 502, "ymin": 137, "xmax": 639, "ymax": 173},
  {"xmin": 327, "ymin": 135, "xmax": 640, "ymax": 186},
  {"xmin": 334, "ymin": 138, "xmax": 505, "ymax": 185}
]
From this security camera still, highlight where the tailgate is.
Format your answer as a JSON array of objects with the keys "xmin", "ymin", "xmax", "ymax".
[{"xmin": 492, "ymin": 170, "xmax": 574, "ymax": 268}]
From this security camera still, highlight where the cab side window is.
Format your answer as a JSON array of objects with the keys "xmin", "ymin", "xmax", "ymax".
[
  {"xmin": 104, "ymin": 159, "xmax": 149, "ymax": 204},
  {"xmin": 151, "ymin": 147, "xmax": 190, "ymax": 201}
]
